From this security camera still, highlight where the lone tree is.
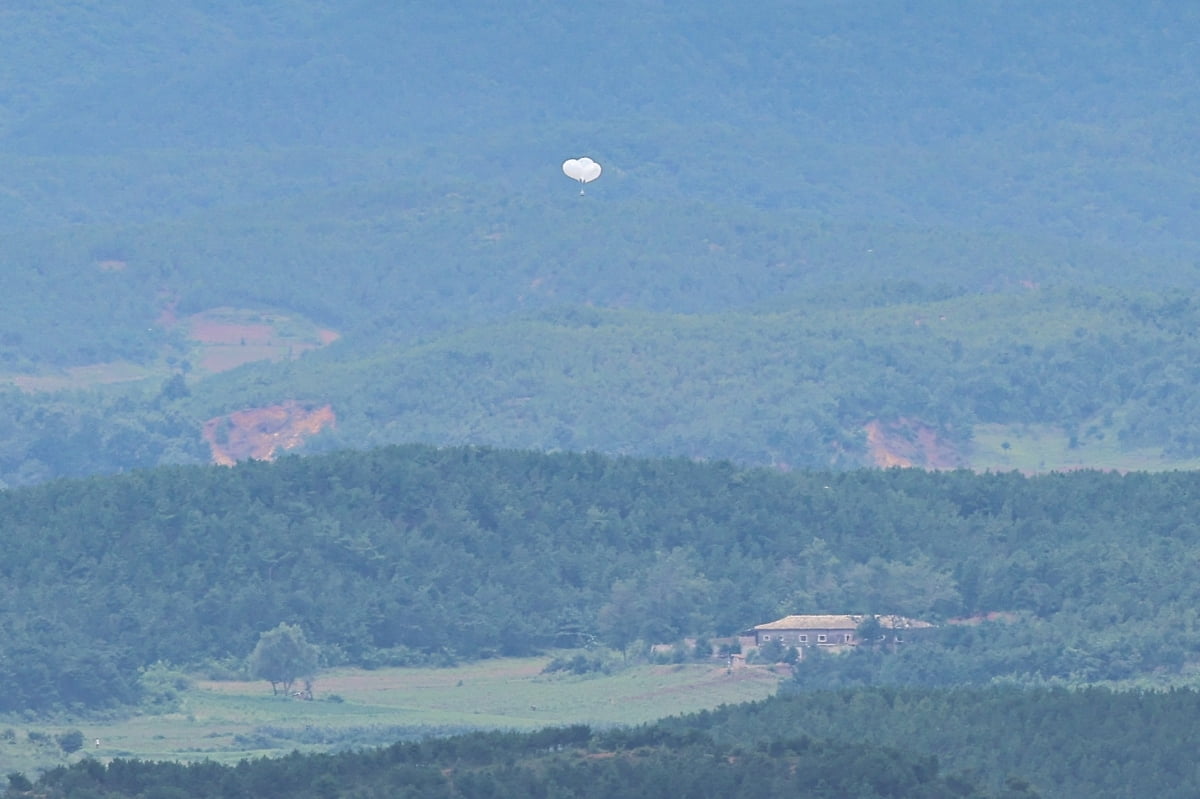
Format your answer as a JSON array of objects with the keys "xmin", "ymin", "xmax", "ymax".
[
  {"xmin": 249, "ymin": 623, "xmax": 320, "ymax": 697},
  {"xmin": 56, "ymin": 730, "xmax": 84, "ymax": 754}
]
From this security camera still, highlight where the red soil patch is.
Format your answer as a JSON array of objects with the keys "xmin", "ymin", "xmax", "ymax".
[
  {"xmin": 203, "ymin": 401, "xmax": 335, "ymax": 465},
  {"xmin": 865, "ymin": 419, "xmax": 965, "ymax": 470},
  {"xmin": 180, "ymin": 307, "xmax": 339, "ymax": 374},
  {"xmin": 190, "ymin": 319, "xmax": 275, "ymax": 345}
]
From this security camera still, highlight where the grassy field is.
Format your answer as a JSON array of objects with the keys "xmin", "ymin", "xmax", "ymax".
[
  {"xmin": 0, "ymin": 656, "xmax": 785, "ymax": 777},
  {"xmin": 969, "ymin": 422, "xmax": 1200, "ymax": 473}
]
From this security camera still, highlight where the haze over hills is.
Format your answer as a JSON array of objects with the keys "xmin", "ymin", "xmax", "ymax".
[
  {"xmin": 3, "ymin": 1, "xmax": 1200, "ymax": 484},
  {"xmin": 10, "ymin": 7, "xmax": 1200, "ymax": 794}
]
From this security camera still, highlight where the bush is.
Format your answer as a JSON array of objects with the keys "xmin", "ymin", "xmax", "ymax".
[
  {"xmin": 56, "ymin": 729, "xmax": 84, "ymax": 754},
  {"xmin": 753, "ymin": 639, "xmax": 786, "ymax": 663},
  {"xmin": 7, "ymin": 772, "xmax": 33, "ymax": 793},
  {"xmin": 542, "ymin": 652, "xmax": 612, "ymax": 675},
  {"xmin": 138, "ymin": 661, "xmax": 193, "ymax": 713}
]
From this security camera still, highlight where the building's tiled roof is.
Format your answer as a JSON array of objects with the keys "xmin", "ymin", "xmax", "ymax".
[
  {"xmin": 753, "ymin": 614, "xmax": 859, "ymax": 630},
  {"xmin": 752, "ymin": 614, "xmax": 934, "ymax": 631}
]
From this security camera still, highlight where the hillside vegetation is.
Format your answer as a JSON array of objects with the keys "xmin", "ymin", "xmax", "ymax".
[
  {"xmin": 9, "ymin": 284, "xmax": 1200, "ymax": 486},
  {"xmin": 3, "ymin": 3, "xmax": 1200, "ymax": 482},
  {"xmin": 23, "ymin": 684, "xmax": 1200, "ymax": 798},
  {"xmin": 22, "ymin": 724, "xmax": 1010, "ymax": 799},
  {"xmin": 7, "ymin": 5, "xmax": 1200, "ymax": 797},
  {"xmin": 5, "ymin": 445, "xmax": 1200, "ymax": 714}
]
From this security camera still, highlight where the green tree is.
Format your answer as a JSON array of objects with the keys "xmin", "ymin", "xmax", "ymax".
[
  {"xmin": 597, "ymin": 579, "xmax": 641, "ymax": 661},
  {"xmin": 856, "ymin": 614, "xmax": 884, "ymax": 646},
  {"xmin": 6, "ymin": 772, "xmax": 33, "ymax": 794},
  {"xmin": 248, "ymin": 623, "xmax": 319, "ymax": 697},
  {"xmin": 56, "ymin": 729, "xmax": 84, "ymax": 754}
]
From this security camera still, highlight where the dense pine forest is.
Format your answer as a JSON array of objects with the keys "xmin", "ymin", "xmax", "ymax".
[{"xmin": 4, "ymin": 444, "xmax": 1200, "ymax": 714}]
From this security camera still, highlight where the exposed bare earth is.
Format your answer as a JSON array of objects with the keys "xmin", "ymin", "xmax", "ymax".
[
  {"xmin": 183, "ymin": 306, "xmax": 339, "ymax": 374},
  {"xmin": 183, "ymin": 307, "xmax": 342, "ymax": 465},
  {"xmin": 203, "ymin": 401, "xmax": 335, "ymax": 465},
  {"xmin": 865, "ymin": 418, "xmax": 965, "ymax": 469}
]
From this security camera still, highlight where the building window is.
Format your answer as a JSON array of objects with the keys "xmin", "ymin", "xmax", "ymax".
[
  {"xmin": 762, "ymin": 635, "xmax": 770, "ymax": 641},
  {"xmin": 844, "ymin": 634, "xmax": 852, "ymax": 642},
  {"xmin": 817, "ymin": 634, "xmax": 827, "ymax": 643},
  {"xmin": 798, "ymin": 634, "xmax": 808, "ymax": 643}
]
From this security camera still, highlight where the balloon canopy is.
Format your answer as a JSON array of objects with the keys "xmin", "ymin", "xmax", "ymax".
[{"xmin": 562, "ymin": 157, "xmax": 602, "ymax": 184}]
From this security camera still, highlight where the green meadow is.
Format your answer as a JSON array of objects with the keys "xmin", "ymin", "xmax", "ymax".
[
  {"xmin": 0, "ymin": 657, "xmax": 784, "ymax": 776},
  {"xmin": 969, "ymin": 422, "xmax": 1200, "ymax": 474}
]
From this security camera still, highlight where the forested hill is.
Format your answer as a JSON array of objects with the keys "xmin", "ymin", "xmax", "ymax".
[
  {"xmin": 5, "ymin": 1, "xmax": 1199, "ymax": 358},
  {"xmin": 5, "ymin": 444, "xmax": 1200, "ymax": 712},
  {"xmin": 5, "ymin": 2, "xmax": 1200, "ymax": 483},
  {"xmin": 184, "ymin": 286, "xmax": 1200, "ymax": 469},
  {"xmin": 12, "ymin": 284, "xmax": 1200, "ymax": 488}
]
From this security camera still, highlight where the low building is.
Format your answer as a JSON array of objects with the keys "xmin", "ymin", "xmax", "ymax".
[{"xmin": 749, "ymin": 613, "xmax": 932, "ymax": 648}]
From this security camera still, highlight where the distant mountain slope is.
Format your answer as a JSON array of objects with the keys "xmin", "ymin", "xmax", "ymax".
[
  {"xmin": 4, "ymin": 2, "xmax": 1200, "ymax": 359},
  {"xmin": 174, "ymin": 286, "xmax": 1200, "ymax": 471},
  {"xmin": 4, "ymin": 1, "xmax": 1200, "ymax": 481},
  {"xmin": 5, "ymin": 285, "xmax": 1200, "ymax": 486}
]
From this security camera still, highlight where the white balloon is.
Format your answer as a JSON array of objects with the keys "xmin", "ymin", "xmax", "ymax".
[{"xmin": 562, "ymin": 157, "xmax": 602, "ymax": 184}]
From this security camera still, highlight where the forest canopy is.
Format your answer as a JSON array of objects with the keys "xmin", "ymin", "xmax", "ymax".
[
  {"xmin": 3, "ymin": 444, "xmax": 1200, "ymax": 712},
  {"xmin": 4, "ymin": 3, "xmax": 1200, "ymax": 483}
]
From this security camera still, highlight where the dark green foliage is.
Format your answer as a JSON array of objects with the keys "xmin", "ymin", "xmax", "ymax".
[
  {"xmin": 27, "ymin": 724, "xmax": 1002, "ymax": 799},
  {"xmin": 54, "ymin": 730, "xmax": 83, "ymax": 754},
  {"xmin": 6, "ymin": 772, "xmax": 33, "ymax": 793},
  {"xmin": 248, "ymin": 623, "xmax": 320, "ymax": 697},
  {"xmin": 0, "ymin": 387, "xmax": 206, "ymax": 489},
  {"xmin": 542, "ymin": 653, "xmax": 610, "ymax": 676},
  {"xmin": 16, "ymin": 284, "xmax": 1200, "ymax": 487},
  {"xmin": 136, "ymin": 662, "xmax": 192, "ymax": 714},
  {"xmin": 5, "ymin": 445, "xmax": 1200, "ymax": 711},
  {"xmin": 657, "ymin": 686, "xmax": 1200, "ymax": 799}
]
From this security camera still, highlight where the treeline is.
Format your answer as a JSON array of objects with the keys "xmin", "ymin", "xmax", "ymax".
[
  {"xmin": 19, "ymin": 681, "xmax": 1200, "ymax": 798},
  {"xmin": 660, "ymin": 685, "xmax": 1200, "ymax": 799},
  {"xmin": 17, "ymin": 682, "xmax": 1200, "ymax": 798},
  {"xmin": 17, "ymin": 724, "xmax": 1018, "ymax": 799},
  {"xmin": 6, "ymin": 445, "xmax": 1200, "ymax": 711}
]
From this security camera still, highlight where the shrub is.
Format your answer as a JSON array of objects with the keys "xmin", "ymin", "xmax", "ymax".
[{"xmin": 56, "ymin": 730, "xmax": 84, "ymax": 754}]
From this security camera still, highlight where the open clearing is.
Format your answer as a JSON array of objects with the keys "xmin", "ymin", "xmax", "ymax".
[
  {"xmin": 1, "ymin": 657, "xmax": 785, "ymax": 775},
  {"xmin": 969, "ymin": 422, "xmax": 1200, "ymax": 473}
]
